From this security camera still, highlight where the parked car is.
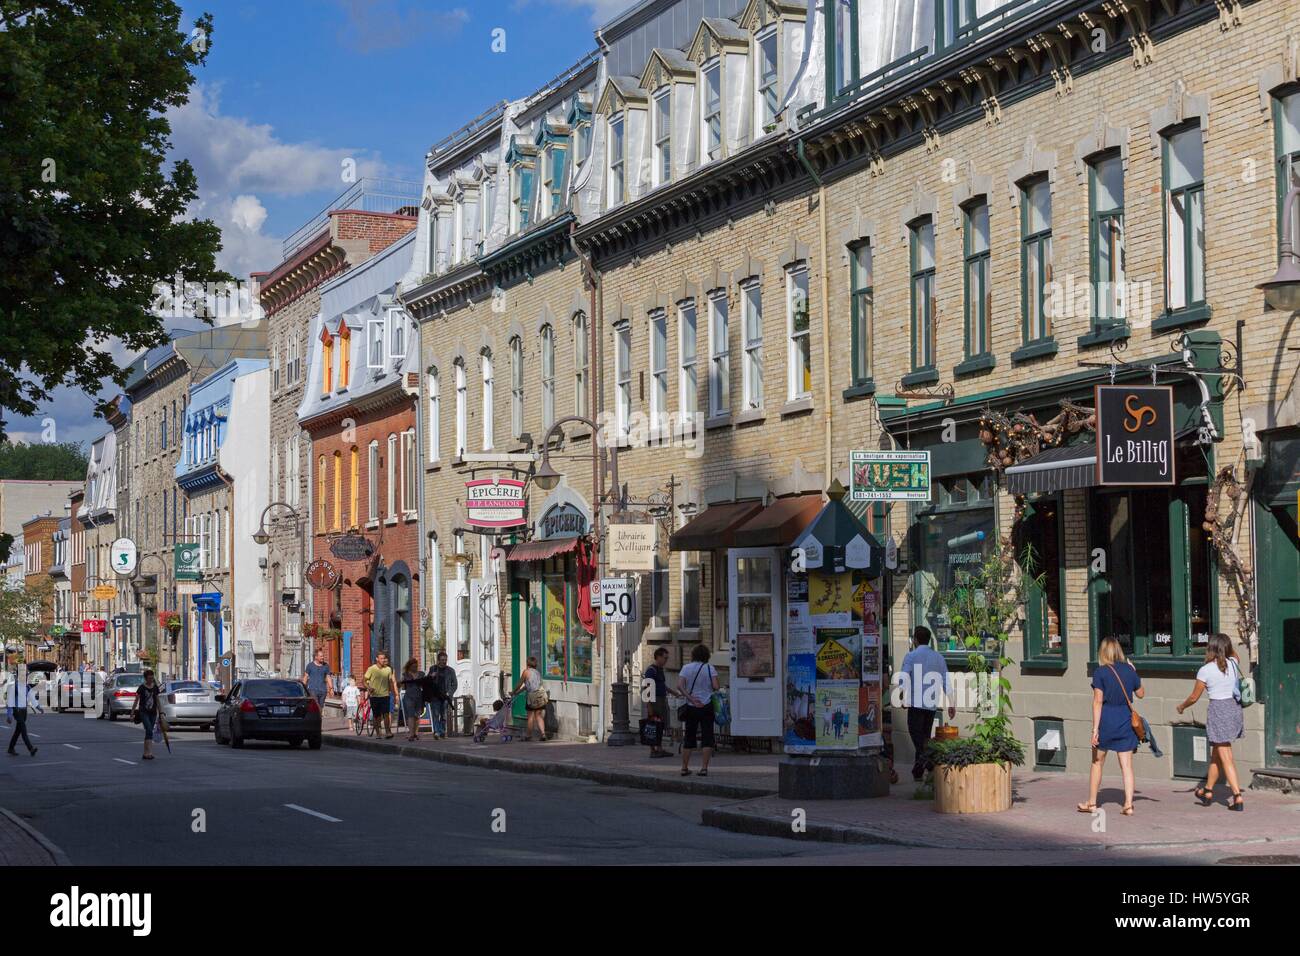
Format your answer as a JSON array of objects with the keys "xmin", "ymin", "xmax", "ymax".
[
  {"xmin": 160, "ymin": 680, "xmax": 217, "ymax": 731},
  {"xmin": 100, "ymin": 672, "xmax": 145, "ymax": 720},
  {"xmin": 214, "ymin": 679, "xmax": 322, "ymax": 749},
  {"xmin": 54, "ymin": 671, "xmax": 98, "ymax": 712}
]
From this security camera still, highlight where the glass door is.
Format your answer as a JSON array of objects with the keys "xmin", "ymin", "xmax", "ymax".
[{"xmin": 727, "ymin": 548, "xmax": 783, "ymax": 737}]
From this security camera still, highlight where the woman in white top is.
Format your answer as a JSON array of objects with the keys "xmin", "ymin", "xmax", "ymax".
[
  {"xmin": 511, "ymin": 656, "xmax": 549, "ymax": 742},
  {"xmin": 1176, "ymin": 633, "xmax": 1245, "ymax": 811},
  {"xmin": 676, "ymin": 644, "xmax": 719, "ymax": 777}
]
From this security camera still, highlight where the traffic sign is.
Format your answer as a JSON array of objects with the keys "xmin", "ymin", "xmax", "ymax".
[
  {"xmin": 597, "ymin": 577, "xmax": 636, "ymax": 623},
  {"xmin": 110, "ymin": 538, "xmax": 138, "ymax": 576}
]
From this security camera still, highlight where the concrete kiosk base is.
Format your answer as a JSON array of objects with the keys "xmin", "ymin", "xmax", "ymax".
[{"xmin": 778, "ymin": 753, "xmax": 891, "ymax": 800}]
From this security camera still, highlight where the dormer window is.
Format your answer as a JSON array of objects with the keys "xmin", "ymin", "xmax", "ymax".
[
  {"xmin": 389, "ymin": 309, "xmax": 406, "ymax": 360},
  {"xmin": 702, "ymin": 61, "xmax": 722, "ymax": 161},
  {"xmin": 756, "ymin": 27, "xmax": 779, "ymax": 131},
  {"xmin": 567, "ymin": 94, "xmax": 593, "ymax": 169},
  {"xmin": 609, "ymin": 112, "xmax": 626, "ymax": 207},
  {"xmin": 368, "ymin": 318, "xmax": 385, "ymax": 369},
  {"xmin": 337, "ymin": 323, "xmax": 351, "ymax": 389},
  {"xmin": 538, "ymin": 130, "xmax": 569, "ymax": 220},
  {"xmin": 654, "ymin": 87, "xmax": 672, "ymax": 185},
  {"xmin": 320, "ymin": 328, "xmax": 334, "ymax": 394},
  {"xmin": 506, "ymin": 136, "xmax": 538, "ymax": 233}
]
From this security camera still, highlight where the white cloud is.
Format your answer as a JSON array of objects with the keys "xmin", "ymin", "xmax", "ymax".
[
  {"xmin": 229, "ymin": 194, "xmax": 267, "ymax": 234},
  {"xmin": 338, "ymin": 1, "xmax": 471, "ymax": 53}
]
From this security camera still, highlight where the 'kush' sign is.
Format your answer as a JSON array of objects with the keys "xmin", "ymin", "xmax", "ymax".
[{"xmin": 1096, "ymin": 384, "xmax": 1176, "ymax": 486}]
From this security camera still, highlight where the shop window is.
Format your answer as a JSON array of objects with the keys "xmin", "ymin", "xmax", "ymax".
[
  {"xmin": 1162, "ymin": 124, "xmax": 1206, "ymax": 320},
  {"xmin": 1015, "ymin": 494, "xmax": 1066, "ymax": 664},
  {"xmin": 681, "ymin": 549, "xmax": 701, "ymax": 630},
  {"xmin": 849, "ymin": 240, "xmax": 873, "ymax": 386},
  {"xmin": 909, "ymin": 217, "xmax": 936, "ymax": 373},
  {"xmin": 909, "ymin": 473, "xmax": 997, "ymax": 654},
  {"xmin": 1088, "ymin": 447, "xmax": 1215, "ymax": 660},
  {"xmin": 1275, "ymin": 88, "xmax": 1300, "ymax": 257},
  {"xmin": 962, "ymin": 199, "xmax": 991, "ymax": 361},
  {"xmin": 1088, "ymin": 151, "xmax": 1126, "ymax": 331},
  {"xmin": 1019, "ymin": 176, "xmax": 1053, "ymax": 346},
  {"xmin": 543, "ymin": 574, "xmax": 567, "ymax": 679}
]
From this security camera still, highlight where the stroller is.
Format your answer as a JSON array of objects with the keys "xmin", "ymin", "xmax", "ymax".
[{"xmin": 472, "ymin": 694, "xmax": 514, "ymax": 744}]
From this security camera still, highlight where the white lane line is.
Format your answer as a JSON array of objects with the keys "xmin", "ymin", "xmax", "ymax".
[
  {"xmin": 62, "ymin": 744, "xmax": 81, "ymax": 750},
  {"xmin": 8, "ymin": 760, "xmax": 73, "ymax": 767},
  {"xmin": 284, "ymin": 803, "xmax": 342, "ymax": 823},
  {"xmin": 113, "ymin": 757, "xmax": 137, "ymax": 766}
]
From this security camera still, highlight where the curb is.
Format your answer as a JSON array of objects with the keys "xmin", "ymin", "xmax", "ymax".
[
  {"xmin": 322, "ymin": 733, "xmax": 777, "ymax": 799},
  {"xmin": 0, "ymin": 807, "xmax": 70, "ymax": 866},
  {"xmin": 700, "ymin": 804, "xmax": 939, "ymax": 847}
]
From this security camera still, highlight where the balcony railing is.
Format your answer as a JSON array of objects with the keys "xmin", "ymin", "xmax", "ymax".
[{"xmin": 280, "ymin": 177, "xmax": 422, "ymax": 261}]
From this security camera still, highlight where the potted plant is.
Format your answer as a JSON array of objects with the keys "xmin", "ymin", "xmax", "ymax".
[
  {"xmin": 302, "ymin": 622, "xmax": 320, "ymax": 640},
  {"xmin": 926, "ymin": 545, "xmax": 1037, "ymax": 813},
  {"xmin": 321, "ymin": 627, "xmax": 341, "ymax": 642},
  {"xmin": 158, "ymin": 610, "xmax": 182, "ymax": 634}
]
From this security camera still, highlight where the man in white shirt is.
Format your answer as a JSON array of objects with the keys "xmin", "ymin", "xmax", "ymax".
[{"xmin": 898, "ymin": 626, "xmax": 955, "ymax": 780}]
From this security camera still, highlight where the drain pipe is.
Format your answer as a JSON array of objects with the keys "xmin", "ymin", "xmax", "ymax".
[
  {"xmin": 795, "ymin": 138, "xmax": 834, "ymax": 484},
  {"xmin": 568, "ymin": 220, "xmax": 606, "ymax": 742}
]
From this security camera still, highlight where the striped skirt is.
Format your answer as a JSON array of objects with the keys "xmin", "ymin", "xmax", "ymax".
[{"xmin": 1206, "ymin": 697, "xmax": 1244, "ymax": 745}]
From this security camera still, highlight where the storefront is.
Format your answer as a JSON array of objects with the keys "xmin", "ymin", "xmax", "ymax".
[{"xmin": 504, "ymin": 484, "xmax": 599, "ymax": 737}]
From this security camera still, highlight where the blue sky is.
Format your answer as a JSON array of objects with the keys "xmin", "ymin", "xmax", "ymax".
[{"xmin": 13, "ymin": 0, "xmax": 634, "ymax": 449}]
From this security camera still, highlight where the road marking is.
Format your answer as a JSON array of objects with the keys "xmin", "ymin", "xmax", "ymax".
[
  {"xmin": 284, "ymin": 803, "xmax": 342, "ymax": 823},
  {"xmin": 8, "ymin": 760, "xmax": 73, "ymax": 767},
  {"xmin": 113, "ymin": 758, "xmax": 137, "ymax": 766},
  {"xmin": 62, "ymin": 744, "xmax": 81, "ymax": 750}
]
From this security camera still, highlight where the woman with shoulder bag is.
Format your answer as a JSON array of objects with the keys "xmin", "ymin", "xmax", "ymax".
[
  {"xmin": 676, "ymin": 644, "xmax": 719, "ymax": 777},
  {"xmin": 1077, "ymin": 638, "xmax": 1144, "ymax": 816},
  {"xmin": 1177, "ymin": 633, "xmax": 1246, "ymax": 811},
  {"xmin": 511, "ymin": 656, "xmax": 549, "ymax": 742}
]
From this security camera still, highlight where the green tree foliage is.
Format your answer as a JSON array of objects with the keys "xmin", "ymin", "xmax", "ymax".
[
  {"xmin": 0, "ymin": 1, "xmax": 227, "ymax": 437},
  {"xmin": 0, "ymin": 578, "xmax": 54, "ymax": 650},
  {"xmin": 0, "ymin": 440, "xmax": 88, "ymax": 480}
]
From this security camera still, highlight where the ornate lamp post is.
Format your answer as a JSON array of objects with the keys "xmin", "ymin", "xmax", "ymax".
[{"xmin": 253, "ymin": 501, "xmax": 306, "ymax": 678}]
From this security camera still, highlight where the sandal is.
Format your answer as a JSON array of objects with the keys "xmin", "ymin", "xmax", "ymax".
[
  {"xmin": 680, "ymin": 768, "xmax": 692, "ymax": 776},
  {"xmin": 1194, "ymin": 785, "xmax": 1213, "ymax": 806},
  {"xmin": 1076, "ymin": 802, "xmax": 1097, "ymax": 813},
  {"xmin": 1229, "ymin": 792, "xmax": 1245, "ymax": 811},
  {"xmin": 1121, "ymin": 804, "xmax": 1134, "ymax": 816},
  {"xmin": 698, "ymin": 769, "xmax": 708, "ymax": 777}
]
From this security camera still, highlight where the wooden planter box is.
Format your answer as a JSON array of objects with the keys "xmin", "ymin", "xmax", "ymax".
[{"xmin": 934, "ymin": 761, "xmax": 1012, "ymax": 814}]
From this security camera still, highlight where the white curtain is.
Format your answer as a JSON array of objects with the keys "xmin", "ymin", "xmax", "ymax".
[
  {"xmin": 628, "ymin": 105, "xmax": 651, "ymax": 200},
  {"xmin": 673, "ymin": 81, "xmax": 696, "ymax": 179},
  {"xmin": 724, "ymin": 50, "xmax": 750, "ymax": 155},
  {"xmin": 858, "ymin": 0, "xmax": 934, "ymax": 80},
  {"xmin": 782, "ymin": 0, "xmax": 824, "ymax": 118}
]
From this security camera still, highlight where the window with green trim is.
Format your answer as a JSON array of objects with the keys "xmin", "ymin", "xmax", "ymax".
[
  {"xmin": 831, "ymin": 0, "xmax": 858, "ymax": 96},
  {"xmin": 1088, "ymin": 151, "xmax": 1126, "ymax": 329},
  {"xmin": 849, "ymin": 240, "xmax": 873, "ymax": 385},
  {"xmin": 1088, "ymin": 446, "xmax": 1216, "ymax": 661},
  {"xmin": 963, "ymin": 199, "xmax": 990, "ymax": 358},
  {"xmin": 1274, "ymin": 87, "xmax": 1300, "ymax": 256},
  {"xmin": 1019, "ymin": 176, "xmax": 1052, "ymax": 344},
  {"xmin": 909, "ymin": 217, "xmax": 936, "ymax": 372},
  {"xmin": 1015, "ymin": 494, "xmax": 1065, "ymax": 662},
  {"xmin": 938, "ymin": 0, "xmax": 976, "ymax": 50},
  {"xmin": 1162, "ymin": 124, "xmax": 1206, "ymax": 316}
]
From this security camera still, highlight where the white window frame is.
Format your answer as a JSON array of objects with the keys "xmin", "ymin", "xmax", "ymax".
[
  {"xmin": 702, "ymin": 59, "xmax": 723, "ymax": 162},
  {"xmin": 785, "ymin": 264, "xmax": 811, "ymax": 401},
  {"xmin": 402, "ymin": 429, "xmax": 417, "ymax": 518},
  {"xmin": 481, "ymin": 349, "xmax": 494, "ymax": 450},
  {"xmin": 367, "ymin": 440, "xmax": 380, "ymax": 522},
  {"xmin": 573, "ymin": 312, "xmax": 589, "ymax": 418},
  {"xmin": 608, "ymin": 111, "xmax": 626, "ymax": 208},
  {"xmin": 755, "ymin": 25, "xmax": 780, "ymax": 133},
  {"xmin": 653, "ymin": 86, "xmax": 672, "ymax": 186},
  {"xmin": 615, "ymin": 322, "xmax": 632, "ymax": 440},
  {"xmin": 741, "ymin": 281, "xmax": 763, "ymax": 410},
  {"xmin": 454, "ymin": 359, "xmax": 467, "ymax": 459},
  {"xmin": 707, "ymin": 290, "xmax": 729, "ymax": 418},
  {"xmin": 386, "ymin": 433, "xmax": 398, "ymax": 519},
  {"xmin": 389, "ymin": 309, "xmax": 406, "ymax": 361},
  {"xmin": 649, "ymin": 309, "xmax": 668, "ymax": 431},
  {"xmin": 367, "ymin": 318, "xmax": 385, "ymax": 369},
  {"xmin": 678, "ymin": 299, "xmax": 697, "ymax": 419},
  {"xmin": 540, "ymin": 324, "xmax": 556, "ymax": 431},
  {"xmin": 428, "ymin": 368, "xmax": 441, "ymax": 463}
]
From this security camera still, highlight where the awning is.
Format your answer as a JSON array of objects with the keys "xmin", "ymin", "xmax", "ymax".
[
  {"xmin": 1005, "ymin": 442, "xmax": 1098, "ymax": 496},
  {"xmin": 732, "ymin": 494, "xmax": 825, "ymax": 548},
  {"xmin": 792, "ymin": 496, "xmax": 882, "ymax": 575},
  {"xmin": 505, "ymin": 537, "xmax": 580, "ymax": 562},
  {"xmin": 669, "ymin": 500, "xmax": 763, "ymax": 551}
]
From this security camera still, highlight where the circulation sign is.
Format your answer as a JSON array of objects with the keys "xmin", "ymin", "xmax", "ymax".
[
  {"xmin": 595, "ymin": 578, "xmax": 636, "ymax": 623},
  {"xmin": 850, "ymin": 450, "xmax": 931, "ymax": 501},
  {"xmin": 1096, "ymin": 384, "xmax": 1176, "ymax": 486},
  {"xmin": 464, "ymin": 477, "xmax": 526, "ymax": 529},
  {"xmin": 109, "ymin": 537, "xmax": 137, "ymax": 577}
]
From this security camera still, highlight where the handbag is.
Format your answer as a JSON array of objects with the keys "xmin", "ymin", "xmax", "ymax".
[
  {"xmin": 1230, "ymin": 659, "xmax": 1255, "ymax": 707},
  {"xmin": 639, "ymin": 716, "xmax": 664, "ymax": 747},
  {"xmin": 677, "ymin": 664, "xmax": 709, "ymax": 722},
  {"xmin": 1107, "ymin": 664, "xmax": 1147, "ymax": 743},
  {"xmin": 526, "ymin": 687, "xmax": 549, "ymax": 710}
]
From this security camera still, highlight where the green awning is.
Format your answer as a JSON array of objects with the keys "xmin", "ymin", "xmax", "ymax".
[{"xmin": 792, "ymin": 497, "xmax": 881, "ymax": 576}]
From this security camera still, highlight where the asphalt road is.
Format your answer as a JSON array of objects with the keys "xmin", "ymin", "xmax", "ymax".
[{"xmin": 0, "ymin": 711, "xmax": 871, "ymax": 866}]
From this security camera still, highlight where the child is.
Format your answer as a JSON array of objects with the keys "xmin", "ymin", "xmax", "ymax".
[{"xmin": 342, "ymin": 676, "xmax": 361, "ymax": 724}]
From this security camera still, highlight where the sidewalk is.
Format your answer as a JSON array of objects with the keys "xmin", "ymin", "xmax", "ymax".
[
  {"xmin": 0, "ymin": 807, "xmax": 67, "ymax": 866},
  {"xmin": 322, "ymin": 717, "xmax": 779, "ymax": 799},
  {"xmin": 703, "ymin": 773, "xmax": 1300, "ymax": 852}
]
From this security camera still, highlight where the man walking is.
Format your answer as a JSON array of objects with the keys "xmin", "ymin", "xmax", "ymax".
[
  {"xmin": 6, "ymin": 676, "xmax": 41, "ymax": 757},
  {"xmin": 899, "ymin": 626, "xmax": 954, "ymax": 781},
  {"xmin": 302, "ymin": 649, "xmax": 332, "ymax": 715},
  {"xmin": 426, "ymin": 650, "xmax": 457, "ymax": 739},
  {"xmin": 364, "ymin": 652, "xmax": 396, "ymax": 739}
]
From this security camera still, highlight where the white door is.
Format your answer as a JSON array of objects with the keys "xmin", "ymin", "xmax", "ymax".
[
  {"xmin": 727, "ymin": 548, "xmax": 783, "ymax": 737},
  {"xmin": 446, "ymin": 580, "xmax": 471, "ymax": 704},
  {"xmin": 471, "ymin": 578, "xmax": 500, "ymax": 714}
]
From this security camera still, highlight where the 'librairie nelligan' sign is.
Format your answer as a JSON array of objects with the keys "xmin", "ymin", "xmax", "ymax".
[
  {"xmin": 465, "ymin": 477, "xmax": 526, "ymax": 529},
  {"xmin": 1096, "ymin": 384, "xmax": 1176, "ymax": 486}
]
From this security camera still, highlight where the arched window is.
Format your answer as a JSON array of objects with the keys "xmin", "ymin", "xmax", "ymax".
[
  {"xmin": 386, "ymin": 433, "xmax": 398, "ymax": 517},
  {"xmin": 481, "ymin": 348, "xmax": 494, "ymax": 450},
  {"xmin": 428, "ymin": 368, "xmax": 440, "ymax": 463},
  {"xmin": 540, "ymin": 324, "xmax": 555, "ymax": 430}
]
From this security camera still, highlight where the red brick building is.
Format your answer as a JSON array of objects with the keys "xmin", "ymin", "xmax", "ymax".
[
  {"xmin": 21, "ymin": 513, "xmax": 60, "ymax": 662},
  {"xmin": 297, "ymin": 230, "xmax": 421, "ymax": 679}
]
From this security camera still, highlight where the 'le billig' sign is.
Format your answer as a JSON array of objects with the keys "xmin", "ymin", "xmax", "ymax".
[{"xmin": 1096, "ymin": 384, "xmax": 1176, "ymax": 486}]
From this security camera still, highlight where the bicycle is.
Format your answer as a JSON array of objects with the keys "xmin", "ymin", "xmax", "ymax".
[{"xmin": 352, "ymin": 695, "xmax": 375, "ymax": 737}]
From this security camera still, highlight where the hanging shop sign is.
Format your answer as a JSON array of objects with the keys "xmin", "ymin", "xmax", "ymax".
[
  {"xmin": 329, "ymin": 534, "xmax": 374, "ymax": 562},
  {"xmin": 850, "ymin": 450, "xmax": 931, "ymax": 501},
  {"xmin": 306, "ymin": 559, "xmax": 341, "ymax": 590},
  {"xmin": 91, "ymin": 584, "xmax": 117, "ymax": 601},
  {"xmin": 465, "ymin": 477, "xmax": 527, "ymax": 529},
  {"xmin": 535, "ymin": 485, "xmax": 592, "ymax": 540},
  {"xmin": 1096, "ymin": 384, "xmax": 1176, "ymax": 486},
  {"xmin": 82, "ymin": 618, "xmax": 107, "ymax": 634},
  {"xmin": 109, "ymin": 537, "xmax": 138, "ymax": 577},
  {"xmin": 175, "ymin": 542, "xmax": 202, "ymax": 581},
  {"xmin": 607, "ymin": 520, "xmax": 657, "ymax": 572}
]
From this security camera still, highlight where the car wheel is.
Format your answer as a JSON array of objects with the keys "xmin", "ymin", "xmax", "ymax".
[
  {"xmin": 107, "ymin": 710, "xmax": 116, "ymax": 722},
  {"xmin": 308, "ymin": 734, "xmax": 322, "ymax": 750},
  {"xmin": 288, "ymin": 737, "xmax": 303, "ymax": 748},
  {"xmin": 230, "ymin": 725, "xmax": 244, "ymax": 749}
]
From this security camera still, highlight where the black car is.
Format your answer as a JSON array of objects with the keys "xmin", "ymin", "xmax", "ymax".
[{"xmin": 214, "ymin": 679, "xmax": 322, "ymax": 749}]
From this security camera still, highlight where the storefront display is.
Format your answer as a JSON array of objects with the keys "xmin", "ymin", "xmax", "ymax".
[{"xmin": 910, "ymin": 474, "xmax": 997, "ymax": 651}]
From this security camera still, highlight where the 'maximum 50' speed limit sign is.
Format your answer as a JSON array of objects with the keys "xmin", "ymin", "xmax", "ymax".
[{"xmin": 595, "ymin": 577, "xmax": 637, "ymax": 623}]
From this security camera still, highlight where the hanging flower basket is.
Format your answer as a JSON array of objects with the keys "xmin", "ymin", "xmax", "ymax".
[
  {"xmin": 302, "ymin": 622, "xmax": 321, "ymax": 639},
  {"xmin": 321, "ymin": 628, "xmax": 342, "ymax": 642},
  {"xmin": 158, "ymin": 610, "xmax": 182, "ymax": 633}
]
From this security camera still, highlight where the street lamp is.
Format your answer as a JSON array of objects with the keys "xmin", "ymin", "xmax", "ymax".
[
  {"xmin": 252, "ymin": 501, "xmax": 305, "ymax": 677},
  {"xmin": 533, "ymin": 457, "xmax": 563, "ymax": 492},
  {"xmin": 1260, "ymin": 183, "xmax": 1300, "ymax": 311}
]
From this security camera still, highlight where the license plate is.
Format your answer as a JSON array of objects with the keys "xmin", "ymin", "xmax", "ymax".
[
  {"xmin": 272, "ymin": 706, "xmax": 293, "ymax": 716},
  {"xmin": 182, "ymin": 695, "xmax": 201, "ymax": 703}
]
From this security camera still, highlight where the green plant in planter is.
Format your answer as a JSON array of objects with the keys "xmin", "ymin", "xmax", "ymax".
[{"xmin": 928, "ymin": 543, "xmax": 1042, "ymax": 760}]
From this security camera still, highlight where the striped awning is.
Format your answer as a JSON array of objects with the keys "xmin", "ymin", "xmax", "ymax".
[
  {"xmin": 1005, "ymin": 443, "xmax": 1098, "ymax": 496},
  {"xmin": 505, "ymin": 537, "xmax": 580, "ymax": 562}
]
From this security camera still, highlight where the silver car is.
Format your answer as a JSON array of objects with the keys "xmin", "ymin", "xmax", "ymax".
[
  {"xmin": 101, "ymin": 672, "xmax": 144, "ymax": 720},
  {"xmin": 160, "ymin": 680, "xmax": 218, "ymax": 730}
]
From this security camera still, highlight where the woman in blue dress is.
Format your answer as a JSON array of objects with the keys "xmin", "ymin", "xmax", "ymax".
[{"xmin": 1077, "ymin": 637, "xmax": 1144, "ymax": 816}]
